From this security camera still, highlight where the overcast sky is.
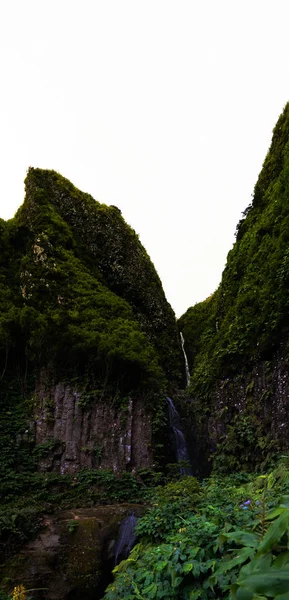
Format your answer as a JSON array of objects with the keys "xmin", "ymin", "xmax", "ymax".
[{"xmin": 0, "ymin": 1, "xmax": 288, "ymax": 317}]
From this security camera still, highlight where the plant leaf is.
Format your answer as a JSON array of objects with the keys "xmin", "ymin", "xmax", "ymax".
[
  {"xmin": 274, "ymin": 552, "xmax": 289, "ymax": 568},
  {"xmin": 222, "ymin": 530, "xmax": 259, "ymax": 548},
  {"xmin": 236, "ymin": 586, "xmax": 254, "ymax": 600},
  {"xmin": 212, "ymin": 547, "xmax": 255, "ymax": 578},
  {"xmin": 238, "ymin": 570, "xmax": 289, "ymax": 596},
  {"xmin": 257, "ymin": 511, "xmax": 289, "ymax": 555}
]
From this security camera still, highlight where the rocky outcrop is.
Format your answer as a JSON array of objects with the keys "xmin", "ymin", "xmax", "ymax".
[
  {"xmin": 181, "ymin": 343, "xmax": 289, "ymax": 476},
  {"xmin": 34, "ymin": 372, "xmax": 153, "ymax": 474},
  {"xmin": 208, "ymin": 350, "xmax": 289, "ymax": 449},
  {"xmin": 0, "ymin": 167, "xmax": 185, "ymax": 477},
  {"xmin": 1, "ymin": 505, "xmax": 143, "ymax": 600}
]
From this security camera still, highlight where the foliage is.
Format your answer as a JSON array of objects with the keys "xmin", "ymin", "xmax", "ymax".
[
  {"xmin": 3, "ymin": 206, "xmax": 165, "ymax": 391},
  {"xmin": 67, "ymin": 519, "xmax": 79, "ymax": 534},
  {"xmin": 210, "ymin": 494, "xmax": 289, "ymax": 599},
  {"xmin": 136, "ymin": 477, "xmax": 202, "ymax": 541},
  {"xmin": 211, "ymin": 413, "xmax": 278, "ymax": 474},
  {"xmin": 0, "ymin": 166, "xmax": 183, "ymax": 567},
  {"xmin": 179, "ymin": 103, "xmax": 289, "ymax": 471},
  {"xmin": 17, "ymin": 167, "xmax": 182, "ymax": 385},
  {"xmin": 180, "ymin": 102, "xmax": 289, "ymax": 383},
  {"xmin": 104, "ymin": 459, "xmax": 289, "ymax": 600},
  {"xmin": 0, "ymin": 166, "xmax": 183, "ymax": 523},
  {"xmin": 0, "ymin": 467, "xmax": 156, "ymax": 549}
]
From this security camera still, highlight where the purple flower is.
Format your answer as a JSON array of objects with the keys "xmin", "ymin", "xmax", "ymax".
[{"xmin": 239, "ymin": 499, "xmax": 251, "ymax": 509}]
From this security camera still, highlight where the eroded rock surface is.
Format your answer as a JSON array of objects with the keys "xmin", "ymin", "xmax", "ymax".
[
  {"xmin": 1, "ymin": 505, "xmax": 143, "ymax": 600},
  {"xmin": 35, "ymin": 372, "xmax": 153, "ymax": 474}
]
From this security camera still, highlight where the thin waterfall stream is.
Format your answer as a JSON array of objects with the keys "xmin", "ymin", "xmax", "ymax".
[
  {"xmin": 114, "ymin": 514, "xmax": 137, "ymax": 565},
  {"xmin": 167, "ymin": 397, "xmax": 192, "ymax": 475},
  {"xmin": 180, "ymin": 331, "xmax": 190, "ymax": 387}
]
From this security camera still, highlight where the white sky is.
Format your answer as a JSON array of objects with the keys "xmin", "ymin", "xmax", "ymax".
[{"xmin": 0, "ymin": 1, "xmax": 288, "ymax": 317}]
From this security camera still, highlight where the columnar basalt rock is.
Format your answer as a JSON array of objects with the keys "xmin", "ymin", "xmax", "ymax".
[{"xmin": 34, "ymin": 373, "xmax": 153, "ymax": 474}]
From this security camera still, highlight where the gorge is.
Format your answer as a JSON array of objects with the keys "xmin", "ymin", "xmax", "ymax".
[{"xmin": 2, "ymin": 103, "xmax": 289, "ymax": 599}]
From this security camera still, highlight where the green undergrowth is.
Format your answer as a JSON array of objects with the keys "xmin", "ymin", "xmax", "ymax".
[
  {"xmin": 0, "ymin": 468, "xmax": 159, "ymax": 548},
  {"xmin": 104, "ymin": 456, "xmax": 289, "ymax": 600}
]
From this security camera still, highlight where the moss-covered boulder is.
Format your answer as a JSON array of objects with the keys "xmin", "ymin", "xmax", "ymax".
[{"xmin": 0, "ymin": 505, "xmax": 143, "ymax": 600}]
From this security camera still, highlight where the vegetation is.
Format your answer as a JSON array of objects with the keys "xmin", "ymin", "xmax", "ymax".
[
  {"xmin": 0, "ymin": 169, "xmax": 183, "ymax": 596},
  {"xmin": 0, "ymin": 168, "xmax": 183, "ymax": 555},
  {"xmin": 18, "ymin": 168, "xmax": 182, "ymax": 384},
  {"xmin": 3, "ymin": 105, "xmax": 289, "ymax": 599},
  {"xmin": 0, "ymin": 167, "xmax": 183, "ymax": 494},
  {"xmin": 0, "ymin": 168, "xmax": 175, "ymax": 392},
  {"xmin": 0, "ymin": 467, "xmax": 157, "ymax": 548},
  {"xmin": 104, "ymin": 458, "xmax": 289, "ymax": 600},
  {"xmin": 180, "ymin": 102, "xmax": 289, "ymax": 386},
  {"xmin": 179, "ymin": 103, "xmax": 289, "ymax": 470}
]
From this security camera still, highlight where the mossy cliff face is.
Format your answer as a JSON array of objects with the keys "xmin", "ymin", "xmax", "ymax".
[
  {"xmin": 179, "ymin": 103, "xmax": 289, "ymax": 472},
  {"xmin": 0, "ymin": 169, "xmax": 183, "ymax": 474},
  {"xmin": 19, "ymin": 168, "xmax": 182, "ymax": 384}
]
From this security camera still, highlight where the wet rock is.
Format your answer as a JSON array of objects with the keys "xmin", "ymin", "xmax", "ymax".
[
  {"xmin": 34, "ymin": 372, "xmax": 153, "ymax": 474},
  {"xmin": 1, "ymin": 505, "xmax": 143, "ymax": 600}
]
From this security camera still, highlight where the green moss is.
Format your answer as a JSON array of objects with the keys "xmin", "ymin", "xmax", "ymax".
[
  {"xmin": 179, "ymin": 103, "xmax": 289, "ymax": 470},
  {"xmin": 180, "ymin": 102, "xmax": 289, "ymax": 389},
  {"xmin": 65, "ymin": 517, "xmax": 102, "ymax": 589},
  {"xmin": 0, "ymin": 167, "xmax": 185, "ymax": 559},
  {"xmin": 17, "ymin": 167, "xmax": 182, "ymax": 384},
  {"xmin": 0, "ymin": 167, "xmax": 185, "ymax": 486},
  {"xmin": 0, "ymin": 167, "xmax": 183, "ymax": 402}
]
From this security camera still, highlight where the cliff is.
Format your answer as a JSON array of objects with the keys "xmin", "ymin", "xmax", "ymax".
[
  {"xmin": 0, "ymin": 168, "xmax": 183, "ymax": 475},
  {"xmin": 179, "ymin": 103, "xmax": 289, "ymax": 472}
]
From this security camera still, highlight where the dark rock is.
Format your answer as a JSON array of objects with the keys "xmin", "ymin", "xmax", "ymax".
[
  {"xmin": 35, "ymin": 371, "xmax": 153, "ymax": 473},
  {"xmin": 1, "ymin": 505, "xmax": 143, "ymax": 600}
]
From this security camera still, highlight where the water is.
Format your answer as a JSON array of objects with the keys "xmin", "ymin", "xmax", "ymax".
[
  {"xmin": 180, "ymin": 332, "xmax": 190, "ymax": 387},
  {"xmin": 167, "ymin": 397, "xmax": 192, "ymax": 475},
  {"xmin": 114, "ymin": 514, "xmax": 137, "ymax": 565}
]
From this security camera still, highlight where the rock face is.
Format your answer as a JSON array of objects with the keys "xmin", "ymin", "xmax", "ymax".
[
  {"xmin": 0, "ymin": 168, "xmax": 184, "ymax": 474},
  {"xmin": 35, "ymin": 372, "xmax": 153, "ymax": 474},
  {"xmin": 179, "ymin": 103, "xmax": 289, "ymax": 472},
  {"xmin": 1, "ymin": 505, "xmax": 143, "ymax": 600},
  {"xmin": 186, "ymin": 343, "xmax": 289, "ymax": 475},
  {"xmin": 208, "ymin": 350, "xmax": 289, "ymax": 447}
]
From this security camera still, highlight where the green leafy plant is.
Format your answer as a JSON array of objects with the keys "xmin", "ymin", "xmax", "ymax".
[
  {"xmin": 104, "ymin": 460, "xmax": 289, "ymax": 600},
  {"xmin": 67, "ymin": 519, "xmax": 79, "ymax": 534}
]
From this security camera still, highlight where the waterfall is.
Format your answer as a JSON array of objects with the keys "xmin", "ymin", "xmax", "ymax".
[
  {"xmin": 180, "ymin": 332, "xmax": 190, "ymax": 387},
  {"xmin": 114, "ymin": 514, "xmax": 137, "ymax": 565},
  {"xmin": 167, "ymin": 397, "xmax": 192, "ymax": 475}
]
